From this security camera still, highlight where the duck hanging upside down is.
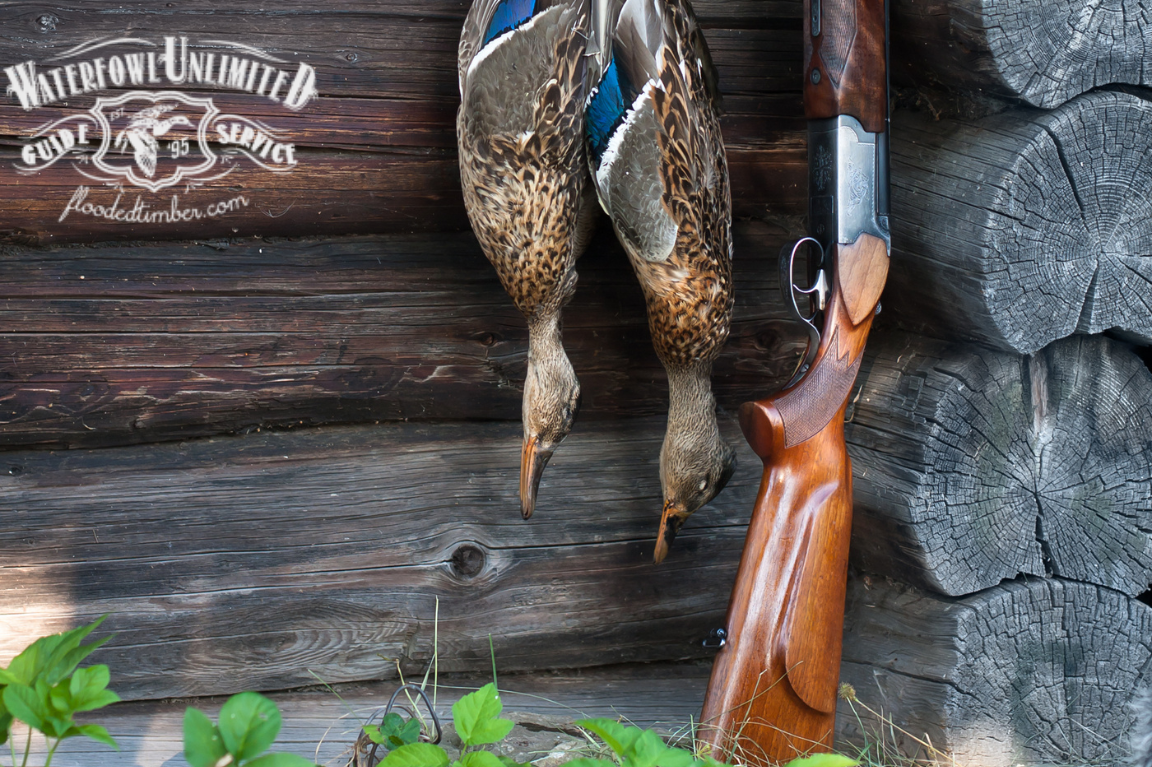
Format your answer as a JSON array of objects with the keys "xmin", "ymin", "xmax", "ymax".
[
  {"xmin": 586, "ymin": 0, "xmax": 735, "ymax": 562},
  {"xmin": 457, "ymin": 0, "xmax": 597, "ymax": 518}
]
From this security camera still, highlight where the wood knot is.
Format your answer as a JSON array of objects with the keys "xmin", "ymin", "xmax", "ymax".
[
  {"xmin": 450, "ymin": 545, "xmax": 485, "ymax": 579},
  {"xmin": 36, "ymin": 14, "xmax": 58, "ymax": 32}
]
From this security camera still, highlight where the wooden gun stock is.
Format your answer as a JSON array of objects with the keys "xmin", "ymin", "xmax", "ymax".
[
  {"xmin": 700, "ymin": 235, "xmax": 888, "ymax": 763},
  {"xmin": 698, "ymin": 0, "xmax": 888, "ymax": 758}
]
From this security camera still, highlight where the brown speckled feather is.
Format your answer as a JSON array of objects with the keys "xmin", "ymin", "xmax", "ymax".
[
  {"xmin": 458, "ymin": 2, "xmax": 591, "ymax": 322},
  {"xmin": 626, "ymin": 0, "xmax": 733, "ymax": 369},
  {"xmin": 457, "ymin": 0, "xmax": 593, "ymax": 518},
  {"xmin": 587, "ymin": 0, "xmax": 734, "ymax": 558}
]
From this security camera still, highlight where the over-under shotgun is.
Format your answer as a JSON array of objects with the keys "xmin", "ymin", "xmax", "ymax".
[{"xmin": 699, "ymin": 0, "xmax": 889, "ymax": 761}]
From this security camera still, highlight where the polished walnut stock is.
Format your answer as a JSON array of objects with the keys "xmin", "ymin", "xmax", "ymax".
[
  {"xmin": 699, "ymin": 237, "xmax": 886, "ymax": 762},
  {"xmin": 698, "ymin": 0, "xmax": 889, "ymax": 760}
]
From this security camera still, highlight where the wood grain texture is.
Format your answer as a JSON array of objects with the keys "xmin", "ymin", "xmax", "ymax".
[
  {"xmin": 0, "ymin": 1, "xmax": 807, "ymax": 244},
  {"xmin": 892, "ymin": 0, "xmax": 1152, "ymax": 109},
  {"xmin": 889, "ymin": 90, "xmax": 1152, "ymax": 353},
  {"xmin": 804, "ymin": 0, "xmax": 888, "ymax": 132},
  {"xmin": 0, "ymin": 416, "xmax": 759, "ymax": 701},
  {"xmin": 839, "ymin": 575, "xmax": 1152, "ymax": 767},
  {"xmin": 0, "ymin": 220, "xmax": 806, "ymax": 449},
  {"xmin": 846, "ymin": 331, "xmax": 1152, "ymax": 598}
]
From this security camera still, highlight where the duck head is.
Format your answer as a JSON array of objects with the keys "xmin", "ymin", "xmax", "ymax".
[
  {"xmin": 653, "ymin": 364, "xmax": 736, "ymax": 563},
  {"xmin": 520, "ymin": 313, "xmax": 581, "ymax": 519}
]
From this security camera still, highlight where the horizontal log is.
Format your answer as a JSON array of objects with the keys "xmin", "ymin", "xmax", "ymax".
[
  {"xmin": 0, "ymin": 415, "xmax": 757, "ymax": 701},
  {"xmin": 846, "ymin": 331, "xmax": 1152, "ymax": 598},
  {"xmin": 0, "ymin": 220, "xmax": 805, "ymax": 449},
  {"xmin": 0, "ymin": 3, "xmax": 807, "ymax": 244},
  {"xmin": 892, "ymin": 0, "xmax": 1151, "ymax": 109},
  {"xmin": 889, "ymin": 90, "xmax": 1152, "ymax": 353},
  {"xmin": 838, "ymin": 575, "xmax": 1152, "ymax": 767}
]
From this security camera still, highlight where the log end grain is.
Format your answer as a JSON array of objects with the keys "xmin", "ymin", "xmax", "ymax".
[
  {"xmin": 890, "ymin": 91, "xmax": 1152, "ymax": 353},
  {"xmin": 848, "ymin": 331, "xmax": 1152, "ymax": 598}
]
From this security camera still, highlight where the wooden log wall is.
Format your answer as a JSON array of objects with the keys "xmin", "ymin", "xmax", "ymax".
[
  {"xmin": 832, "ymin": 0, "xmax": 1152, "ymax": 761},
  {"xmin": 892, "ymin": 0, "xmax": 1152, "ymax": 109},
  {"xmin": 0, "ymin": 1, "xmax": 807, "ymax": 245},
  {"xmin": 839, "ymin": 574, "xmax": 1152, "ymax": 767},
  {"xmin": 0, "ymin": 1, "xmax": 1148, "ymax": 762},
  {"xmin": 0, "ymin": 0, "xmax": 810, "ymax": 704},
  {"xmin": 888, "ymin": 90, "xmax": 1152, "ymax": 354}
]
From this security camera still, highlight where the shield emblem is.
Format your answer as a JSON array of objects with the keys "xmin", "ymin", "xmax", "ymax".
[{"xmin": 89, "ymin": 91, "xmax": 219, "ymax": 192}]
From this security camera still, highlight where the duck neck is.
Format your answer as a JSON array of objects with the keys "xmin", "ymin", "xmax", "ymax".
[
  {"xmin": 527, "ymin": 312, "xmax": 564, "ymax": 367},
  {"xmin": 666, "ymin": 361, "xmax": 719, "ymax": 443}
]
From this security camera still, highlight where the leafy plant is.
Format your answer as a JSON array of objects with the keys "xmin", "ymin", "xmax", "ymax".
[
  {"xmin": 363, "ymin": 711, "xmax": 422, "ymax": 753},
  {"xmin": 0, "ymin": 615, "xmax": 120, "ymax": 767},
  {"xmin": 571, "ymin": 719, "xmax": 856, "ymax": 767},
  {"xmin": 379, "ymin": 682, "xmax": 522, "ymax": 767},
  {"xmin": 183, "ymin": 691, "xmax": 317, "ymax": 767}
]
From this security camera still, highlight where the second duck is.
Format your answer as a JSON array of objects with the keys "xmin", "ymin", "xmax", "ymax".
[{"xmin": 586, "ymin": 0, "xmax": 736, "ymax": 562}]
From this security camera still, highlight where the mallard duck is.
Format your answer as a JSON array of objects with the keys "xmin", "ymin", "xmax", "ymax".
[
  {"xmin": 586, "ymin": 0, "xmax": 735, "ymax": 562},
  {"xmin": 457, "ymin": 0, "xmax": 597, "ymax": 518}
]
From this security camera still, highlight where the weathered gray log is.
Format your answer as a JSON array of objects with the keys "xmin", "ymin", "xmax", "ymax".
[
  {"xmin": 0, "ymin": 220, "xmax": 804, "ymax": 449},
  {"xmin": 892, "ymin": 0, "xmax": 1152, "ymax": 108},
  {"xmin": 0, "ymin": 415, "xmax": 756, "ymax": 701},
  {"xmin": 846, "ymin": 331, "xmax": 1152, "ymax": 598},
  {"xmin": 890, "ymin": 90, "xmax": 1152, "ymax": 354},
  {"xmin": 838, "ymin": 575, "xmax": 1152, "ymax": 767}
]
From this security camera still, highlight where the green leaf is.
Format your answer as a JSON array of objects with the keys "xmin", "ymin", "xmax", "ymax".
[
  {"xmin": 452, "ymin": 684, "xmax": 513, "ymax": 747},
  {"xmin": 183, "ymin": 707, "xmax": 228, "ymax": 767},
  {"xmin": 76, "ymin": 723, "xmax": 119, "ymax": 750},
  {"xmin": 0, "ymin": 711, "xmax": 12, "ymax": 746},
  {"xmin": 242, "ymin": 753, "xmax": 319, "ymax": 767},
  {"xmin": 562, "ymin": 760, "xmax": 618, "ymax": 767},
  {"xmin": 218, "ymin": 691, "xmax": 282, "ymax": 761},
  {"xmin": 4, "ymin": 616, "xmax": 110, "ymax": 689},
  {"xmin": 458, "ymin": 751, "xmax": 504, "ymax": 767},
  {"xmin": 73, "ymin": 689, "xmax": 120, "ymax": 713},
  {"xmin": 379, "ymin": 742, "xmax": 450, "ymax": 767},
  {"xmin": 363, "ymin": 724, "xmax": 387, "ymax": 745},
  {"xmin": 397, "ymin": 716, "xmax": 421, "ymax": 745},
  {"xmin": 575, "ymin": 719, "xmax": 642, "ymax": 758},
  {"xmin": 782, "ymin": 756, "xmax": 857, "ymax": 767},
  {"xmin": 627, "ymin": 729, "xmax": 667, "ymax": 767},
  {"xmin": 3, "ymin": 683, "xmax": 47, "ymax": 731},
  {"xmin": 655, "ymin": 747, "xmax": 699, "ymax": 767}
]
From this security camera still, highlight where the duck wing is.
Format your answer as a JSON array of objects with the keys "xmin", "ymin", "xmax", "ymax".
[
  {"xmin": 587, "ymin": 0, "xmax": 732, "ymax": 364},
  {"xmin": 460, "ymin": 1, "xmax": 587, "ymax": 144}
]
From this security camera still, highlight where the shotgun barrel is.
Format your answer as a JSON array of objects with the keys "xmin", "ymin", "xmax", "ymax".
[{"xmin": 698, "ymin": 0, "xmax": 890, "ymax": 762}]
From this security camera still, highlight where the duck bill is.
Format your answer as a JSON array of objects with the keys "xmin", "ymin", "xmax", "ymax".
[
  {"xmin": 654, "ymin": 500, "xmax": 690, "ymax": 564},
  {"xmin": 519, "ymin": 437, "xmax": 553, "ymax": 520}
]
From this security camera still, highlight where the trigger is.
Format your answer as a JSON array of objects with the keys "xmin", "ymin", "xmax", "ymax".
[{"xmin": 812, "ymin": 270, "xmax": 830, "ymax": 311}]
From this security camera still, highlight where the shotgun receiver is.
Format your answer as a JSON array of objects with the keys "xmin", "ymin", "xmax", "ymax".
[{"xmin": 698, "ymin": 0, "xmax": 889, "ymax": 761}]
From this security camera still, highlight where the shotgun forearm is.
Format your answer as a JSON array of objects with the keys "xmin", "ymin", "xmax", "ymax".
[{"xmin": 698, "ymin": 0, "xmax": 889, "ymax": 760}]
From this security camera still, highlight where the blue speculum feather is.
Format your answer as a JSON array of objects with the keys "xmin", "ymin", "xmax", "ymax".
[
  {"xmin": 483, "ymin": 0, "xmax": 537, "ymax": 44},
  {"xmin": 586, "ymin": 57, "xmax": 635, "ymax": 165}
]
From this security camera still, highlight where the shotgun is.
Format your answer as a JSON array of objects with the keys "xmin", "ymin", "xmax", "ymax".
[{"xmin": 698, "ymin": 0, "xmax": 889, "ymax": 761}]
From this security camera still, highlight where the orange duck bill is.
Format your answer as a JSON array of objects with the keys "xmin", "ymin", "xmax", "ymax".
[
  {"xmin": 519, "ymin": 436, "xmax": 554, "ymax": 520},
  {"xmin": 654, "ymin": 500, "xmax": 690, "ymax": 564}
]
